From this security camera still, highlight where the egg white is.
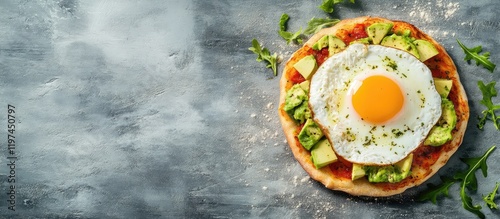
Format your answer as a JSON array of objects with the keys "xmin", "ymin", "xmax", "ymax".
[{"xmin": 309, "ymin": 44, "xmax": 442, "ymax": 165}]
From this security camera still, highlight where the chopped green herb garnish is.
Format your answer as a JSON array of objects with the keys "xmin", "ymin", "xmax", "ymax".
[
  {"xmin": 457, "ymin": 39, "xmax": 496, "ymax": 73},
  {"xmin": 248, "ymin": 39, "xmax": 278, "ymax": 76}
]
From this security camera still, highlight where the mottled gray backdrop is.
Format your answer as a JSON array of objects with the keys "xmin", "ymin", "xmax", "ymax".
[{"xmin": 0, "ymin": 0, "xmax": 499, "ymax": 218}]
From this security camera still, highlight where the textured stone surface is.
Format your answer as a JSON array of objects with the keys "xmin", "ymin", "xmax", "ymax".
[{"xmin": 0, "ymin": 0, "xmax": 499, "ymax": 218}]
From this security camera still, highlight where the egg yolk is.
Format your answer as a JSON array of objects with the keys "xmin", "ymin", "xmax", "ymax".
[{"xmin": 352, "ymin": 75, "xmax": 404, "ymax": 124}]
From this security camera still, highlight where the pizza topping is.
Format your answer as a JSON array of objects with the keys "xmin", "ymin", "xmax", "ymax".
[
  {"xmin": 363, "ymin": 153, "xmax": 413, "ymax": 183},
  {"xmin": 414, "ymin": 39, "xmax": 440, "ymax": 62},
  {"xmin": 297, "ymin": 119, "xmax": 324, "ymax": 150},
  {"xmin": 312, "ymin": 35, "xmax": 330, "ymax": 50},
  {"xmin": 342, "ymin": 23, "xmax": 368, "ymax": 44},
  {"xmin": 289, "ymin": 70, "xmax": 306, "ymax": 84},
  {"xmin": 328, "ymin": 36, "xmax": 347, "ymax": 56},
  {"xmin": 366, "ymin": 22, "xmax": 393, "ymax": 45},
  {"xmin": 329, "ymin": 157, "xmax": 352, "ymax": 179},
  {"xmin": 310, "ymin": 138, "xmax": 338, "ymax": 169},
  {"xmin": 293, "ymin": 55, "xmax": 318, "ymax": 80},
  {"xmin": 284, "ymin": 83, "xmax": 308, "ymax": 113},
  {"xmin": 351, "ymin": 163, "xmax": 366, "ymax": 180},
  {"xmin": 380, "ymin": 34, "xmax": 420, "ymax": 60},
  {"xmin": 424, "ymin": 98, "xmax": 457, "ymax": 146},
  {"xmin": 314, "ymin": 47, "xmax": 330, "ymax": 66},
  {"xmin": 433, "ymin": 78, "xmax": 453, "ymax": 98}
]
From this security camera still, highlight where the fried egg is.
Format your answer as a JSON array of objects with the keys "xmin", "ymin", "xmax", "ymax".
[{"xmin": 309, "ymin": 44, "xmax": 442, "ymax": 165}]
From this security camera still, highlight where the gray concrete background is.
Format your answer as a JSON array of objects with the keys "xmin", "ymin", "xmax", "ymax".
[{"xmin": 0, "ymin": 0, "xmax": 499, "ymax": 218}]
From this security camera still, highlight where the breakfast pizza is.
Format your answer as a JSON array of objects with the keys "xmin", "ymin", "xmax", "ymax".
[{"xmin": 278, "ymin": 16, "xmax": 469, "ymax": 197}]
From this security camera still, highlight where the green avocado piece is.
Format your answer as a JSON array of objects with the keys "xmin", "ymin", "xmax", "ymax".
[
  {"xmin": 284, "ymin": 84, "xmax": 307, "ymax": 113},
  {"xmin": 349, "ymin": 37, "xmax": 371, "ymax": 45},
  {"xmin": 364, "ymin": 154, "xmax": 413, "ymax": 183},
  {"xmin": 424, "ymin": 98, "xmax": 457, "ymax": 146},
  {"xmin": 293, "ymin": 55, "xmax": 318, "ymax": 80},
  {"xmin": 366, "ymin": 22, "xmax": 393, "ymax": 45},
  {"xmin": 433, "ymin": 78, "xmax": 453, "ymax": 98},
  {"xmin": 395, "ymin": 153, "xmax": 413, "ymax": 175},
  {"xmin": 351, "ymin": 163, "xmax": 366, "ymax": 181},
  {"xmin": 328, "ymin": 36, "xmax": 346, "ymax": 56},
  {"xmin": 414, "ymin": 39, "xmax": 439, "ymax": 62},
  {"xmin": 310, "ymin": 138, "xmax": 338, "ymax": 169},
  {"xmin": 299, "ymin": 80, "xmax": 310, "ymax": 93},
  {"xmin": 298, "ymin": 119, "xmax": 324, "ymax": 150},
  {"xmin": 293, "ymin": 101, "xmax": 311, "ymax": 124},
  {"xmin": 380, "ymin": 34, "xmax": 420, "ymax": 59},
  {"xmin": 312, "ymin": 35, "xmax": 329, "ymax": 50}
]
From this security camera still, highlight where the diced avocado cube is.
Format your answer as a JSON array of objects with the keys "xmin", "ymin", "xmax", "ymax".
[
  {"xmin": 312, "ymin": 35, "xmax": 329, "ymax": 50},
  {"xmin": 293, "ymin": 101, "xmax": 311, "ymax": 124},
  {"xmin": 433, "ymin": 78, "xmax": 453, "ymax": 98},
  {"xmin": 284, "ymin": 84, "xmax": 307, "ymax": 113},
  {"xmin": 395, "ymin": 153, "xmax": 413, "ymax": 178},
  {"xmin": 366, "ymin": 22, "xmax": 393, "ymax": 45},
  {"xmin": 381, "ymin": 34, "xmax": 420, "ymax": 60},
  {"xmin": 299, "ymin": 80, "xmax": 310, "ymax": 93},
  {"xmin": 364, "ymin": 154, "xmax": 413, "ymax": 183},
  {"xmin": 351, "ymin": 163, "xmax": 366, "ymax": 181},
  {"xmin": 414, "ymin": 39, "xmax": 439, "ymax": 62},
  {"xmin": 328, "ymin": 36, "xmax": 346, "ymax": 56},
  {"xmin": 310, "ymin": 138, "xmax": 338, "ymax": 169},
  {"xmin": 298, "ymin": 119, "xmax": 324, "ymax": 150},
  {"xmin": 350, "ymin": 37, "xmax": 372, "ymax": 45},
  {"xmin": 293, "ymin": 55, "xmax": 318, "ymax": 80},
  {"xmin": 424, "ymin": 98, "xmax": 457, "ymax": 146}
]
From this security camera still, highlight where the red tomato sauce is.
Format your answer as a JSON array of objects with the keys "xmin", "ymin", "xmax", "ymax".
[
  {"xmin": 341, "ymin": 23, "xmax": 368, "ymax": 44},
  {"xmin": 413, "ymin": 145, "xmax": 442, "ymax": 170},
  {"xmin": 329, "ymin": 157, "xmax": 353, "ymax": 180},
  {"xmin": 313, "ymin": 47, "xmax": 330, "ymax": 66}
]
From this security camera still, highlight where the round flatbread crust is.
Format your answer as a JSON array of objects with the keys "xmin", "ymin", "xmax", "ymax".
[{"xmin": 278, "ymin": 16, "xmax": 469, "ymax": 197}]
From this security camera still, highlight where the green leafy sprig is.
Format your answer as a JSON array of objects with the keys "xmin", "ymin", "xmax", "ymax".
[
  {"xmin": 483, "ymin": 182, "xmax": 499, "ymax": 209},
  {"xmin": 418, "ymin": 145, "xmax": 497, "ymax": 219},
  {"xmin": 477, "ymin": 81, "xmax": 500, "ymax": 130},
  {"xmin": 304, "ymin": 17, "xmax": 341, "ymax": 35},
  {"xmin": 248, "ymin": 39, "xmax": 278, "ymax": 76},
  {"xmin": 278, "ymin": 13, "xmax": 304, "ymax": 44},
  {"xmin": 457, "ymin": 39, "xmax": 496, "ymax": 73},
  {"xmin": 319, "ymin": 0, "xmax": 355, "ymax": 13}
]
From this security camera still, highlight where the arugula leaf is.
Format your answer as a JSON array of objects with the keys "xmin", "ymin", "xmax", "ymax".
[
  {"xmin": 477, "ymin": 81, "xmax": 500, "ymax": 130},
  {"xmin": 277, "ymin": 13, "xmax": 304, "ymax": 44},
  {"xmin": 418, "ymin": 176, "xmax": 456, "ymax": 204},
  {"xmin": 278, "ymin": 29, "xmax": 304, "ymax": 45},
  {"xmin": 457, "ymin": 39, "xmax": 496, "ymax": 73},
  {"xmin": 279, "ymin": 13, "xmax": 289, "ymax": 31},
  {"xmin": 319, "ymin": 0, "xmax": 355, "ymax": 13},
  {"xmin": 453, "ymin": 145, "xmax": 496, "ymax": 219},
  {"xmin": 419, "ymin": 146, "xmax": 497, "ymax": 218},
  {"xmin": 304, "ymin": 17, "xmax": 341, "ymax": 35},
  {"xmin": 483, "ymin": 182, "xmax": 499, "ymax": 209},
  {"xmin": 248, "ymin": 39, "xmax": 278, "ymax": 76}
]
